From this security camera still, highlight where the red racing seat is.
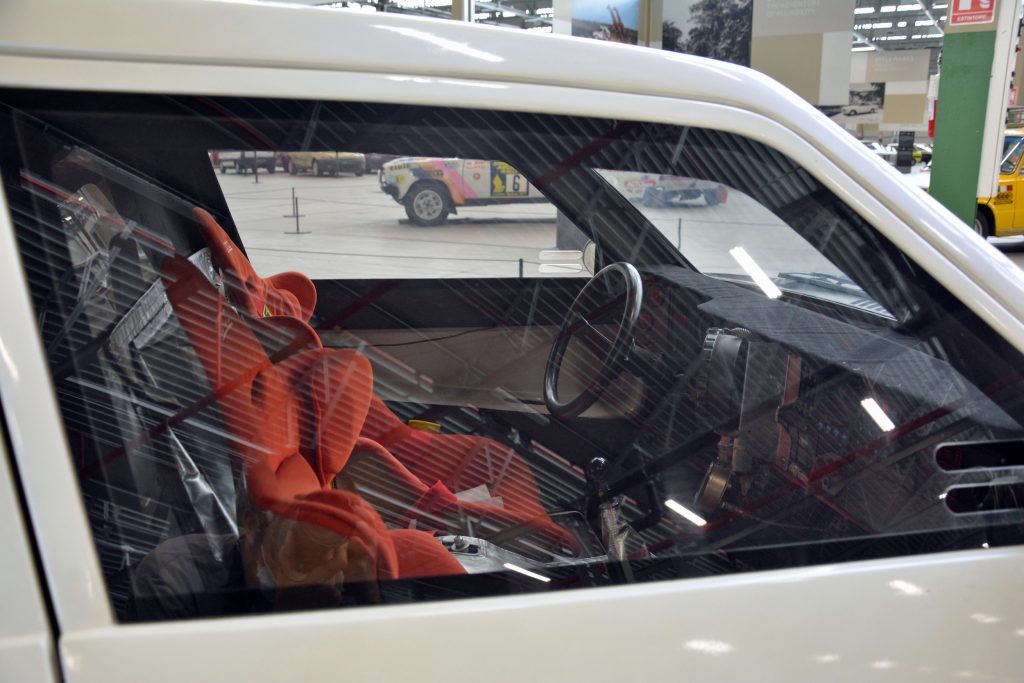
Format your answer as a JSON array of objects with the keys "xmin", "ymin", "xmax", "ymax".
[
  {"xmin": 161, "ymin": 255, "xmax": 465, "ymax": 580},
  {"xmin": 190, "ymin": 208, "xmax": 568, "ymax": 546}
]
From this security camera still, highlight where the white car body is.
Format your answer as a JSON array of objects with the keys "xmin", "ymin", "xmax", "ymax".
[
  {"xmin": 1, "ymin": 2, "xmax": 1024, "ymax": 683},
  {"xmin": 380, "ymin": 157, "xmax": 547, "ymax": 224},
  {"xmin": 842, "ymin": 103, "xmax": 879, "ymax": 116}
]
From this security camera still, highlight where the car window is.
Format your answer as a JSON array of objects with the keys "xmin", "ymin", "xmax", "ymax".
[
  {"xmin": 215, "ymin": 152, "xmax": 586, "ymax": 280},
  {"xmin": 1001, "ymin": 134, "xmax": 1024, "ymax": 175},
  {"xmin": 3, "ymin": 90, "xmax": 1022, "ymax": 623},
  {"xmin": 593, "ymin": 170, "xmax": 886, "ymax": 315}
]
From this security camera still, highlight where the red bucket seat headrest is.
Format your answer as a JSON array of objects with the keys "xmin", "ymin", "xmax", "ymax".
[{"xmin": 192, "ymin": 207, "xmax": 317, "ymax": 321}]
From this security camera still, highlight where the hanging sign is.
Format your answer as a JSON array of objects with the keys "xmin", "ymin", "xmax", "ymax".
[{"xmin": 949, "ymin": 0, "xmax": 996, "ymax": 26}]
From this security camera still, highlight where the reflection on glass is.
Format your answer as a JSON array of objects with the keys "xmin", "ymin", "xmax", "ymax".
[
  {"xmin": 473, "ymin": 0, "xmax": 553, "ymax": 32},
  {"xmin": 861, "ymin": 397, "xmax": 896, "ymax": 432},
  {"xmin": 1001, "ymin": 135, "xmax": 1024, "ymax": 174},
  {"xmin": 684, "ymin": 640, "xmax": 734, "ymax": 656},
  {"xmin": 888, "ymin": 580, "xmax": 925, "ymax": 597},
  {"xmin": 729, "ymin": 246, "xmax": 782, "ymax": 299},
  {"xmin": 665, "ymin": 499, "xmax": 707, "ymax": 526}
]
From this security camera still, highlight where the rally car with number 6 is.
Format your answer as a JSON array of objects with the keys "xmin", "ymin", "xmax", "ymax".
[{"xmin": 380, "ymin": 157, "xmax": 548, "ymax": 225}]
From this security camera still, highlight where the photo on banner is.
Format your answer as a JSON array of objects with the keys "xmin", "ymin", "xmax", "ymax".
[
  {"xmin": 572, "ymin": 0, "xmax": 639, "ymax": 43},
  {"xmin": 662, "ymin": 0, "xmax": 752, "ymax": 66},
  {"xmin": 830, "ymin": 82, "xmax": 886, "ymax": 125}
]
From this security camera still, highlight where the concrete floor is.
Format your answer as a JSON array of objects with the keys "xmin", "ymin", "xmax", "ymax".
[
  {"xmin": 993, "ymin": 237, "xmax": 1024, "ymax": 269},
  {"xmin": 217, "ymin": 171, "xmax": 564, "ymax": 280}
]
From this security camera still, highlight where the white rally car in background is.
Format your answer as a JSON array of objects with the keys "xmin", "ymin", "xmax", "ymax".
[
  {"xmin": 381, "ymin": 159, "xmax": 727, "ymax": 225},
  {"xmin": 380, "ymin": 157, "xmax": 548, "ymax": 225},
  {"xmin": 598, "ymin": 170, "xmax": 728, "ymax": 207}
]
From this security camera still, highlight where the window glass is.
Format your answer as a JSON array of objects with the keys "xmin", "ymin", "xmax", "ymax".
[
  {"xmin": 1001, "ymin": 134, "xmax": 1024, "ymax": 175},
  {"xmin": 3, "ymin": 91, "xmax": 1022, "ymax": 623},
  {"xmin": 215, "ymin": 153, "xmax": 575, "ymax": 279},
  {"xmin": 594, "ymin": 170, "xmax": 876, "ymax": 312}
]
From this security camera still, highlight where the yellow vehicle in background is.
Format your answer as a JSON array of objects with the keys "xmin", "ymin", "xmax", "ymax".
[
  {"xmin": 285, "ymin": 151, "xmax": 366, "ymax": 177},
  {"xmin": 975, "ymin": 129, "xmax": 1024, "ymax": 237}
]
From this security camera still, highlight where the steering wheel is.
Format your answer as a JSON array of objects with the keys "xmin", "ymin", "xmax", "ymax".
[{"xmin": 544, "ymin": 262, "xmax": 643, "ymax": 419}]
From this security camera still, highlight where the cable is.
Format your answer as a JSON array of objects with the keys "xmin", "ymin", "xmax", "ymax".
[{"xmin": 331, "ymin": 325, "xmax": 496, "ymax": 348}]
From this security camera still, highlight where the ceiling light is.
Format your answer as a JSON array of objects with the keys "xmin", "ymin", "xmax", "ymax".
[
  {"xmin": 855, "ymin": 6, "xmax": 876, "ymax": 13},
  {"xmin": 665, "ymin": 499, "xmax": 707, "ymax": 526},
  {"xmin": 852, "ymin": 45, "xmax": 878, "ymax": 51}
]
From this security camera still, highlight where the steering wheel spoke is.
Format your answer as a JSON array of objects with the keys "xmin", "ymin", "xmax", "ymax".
[{"xmin": 544, "ymin": 262, "xmax": 643, "ymax": 419}]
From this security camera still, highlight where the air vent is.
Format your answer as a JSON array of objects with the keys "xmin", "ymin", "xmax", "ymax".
[
  {"xmin": 935, "ymin": 440, "xmax": 1024, "ymax": 471},
  {"xmin": 944, "ymin": 483, "xmax": 1024, "ymax": 514}
]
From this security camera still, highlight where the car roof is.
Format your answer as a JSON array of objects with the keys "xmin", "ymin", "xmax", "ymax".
[
  {"xmin": 0, "ymin": 0, "xmax": 818, "ymax": 131},
  {"xmin": 0, "ymin": 0, "xmax": 912, "ymax": 204},
  {"xmin": 6, "ymin": 0, "xmax": 1024, "ymax": 344}
]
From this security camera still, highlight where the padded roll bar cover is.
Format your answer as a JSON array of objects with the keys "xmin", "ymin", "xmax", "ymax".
[{"xmin": 192, "ymin": 207, "xmax": 317, "ymax": 320}]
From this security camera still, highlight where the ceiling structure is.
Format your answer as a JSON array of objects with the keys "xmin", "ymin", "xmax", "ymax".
[
  {"xmin": 853, "ymin": 0, "xmax": 948, "ymax": 52},
  {"xmin": 286, "ymin": 0, "xmax": 952, "ymax": 53}
]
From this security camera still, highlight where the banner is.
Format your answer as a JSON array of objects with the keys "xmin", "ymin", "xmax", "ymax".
[
  {"xmin": 662, "ymin": 0, "xmax": 752, "ymax": 66},
  {"xmin": 750, "ymin": 0, "xmax": 855, "ymax": 105},
  {"xmin": 572, "ymin": 0, "xmax": 639, "ymax": 44}
]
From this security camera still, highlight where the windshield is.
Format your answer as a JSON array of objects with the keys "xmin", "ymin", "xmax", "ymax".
[{"xmin": 1001, "ymin": 135, "xmax": 1024, "ymax": 174}]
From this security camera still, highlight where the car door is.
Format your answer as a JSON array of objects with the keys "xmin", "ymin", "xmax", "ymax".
[
  {"xmin": 3, "ymin": 3, "xmax": 1024, "ymax": 682},
  {"xmin": 0, "ymin": 419, "xmax": 59, "ymax": 683}
]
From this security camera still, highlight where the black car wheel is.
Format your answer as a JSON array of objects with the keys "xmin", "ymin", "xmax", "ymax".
[{"xmin": 974, "ymin": 210, "xmax": 992, "ymax": 239}]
